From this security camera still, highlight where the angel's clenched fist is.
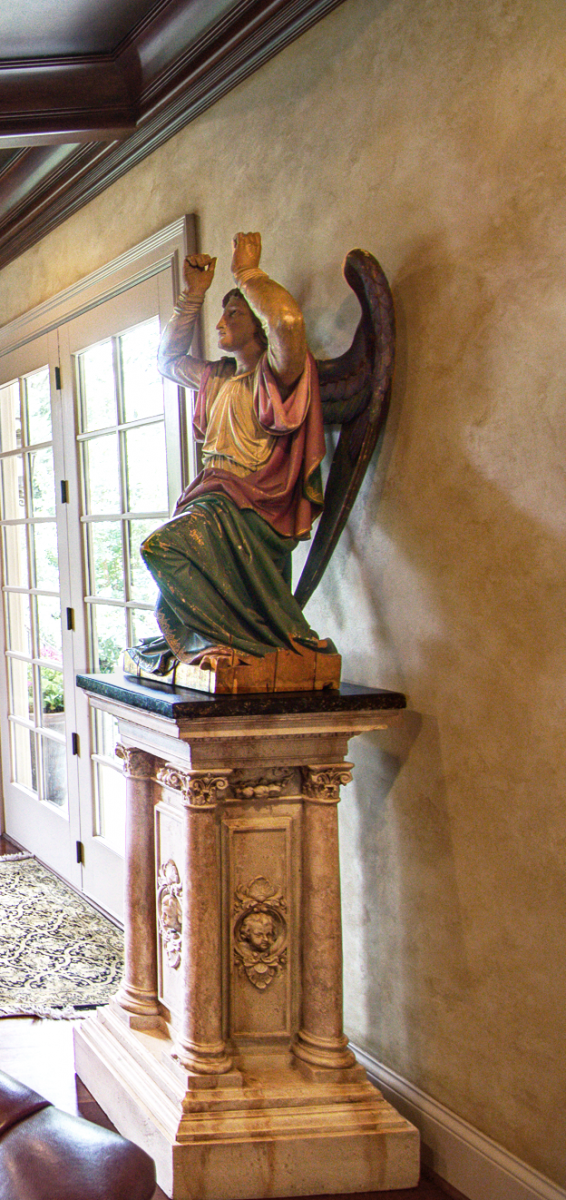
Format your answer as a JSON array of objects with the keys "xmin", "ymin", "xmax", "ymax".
[
  {"xmin": 231, "ymin": 232, "xmax": 262, "ymax": 275},
  {"xmin": 183, "ymin": 253, "xmax": 217, "ymax": 294}
]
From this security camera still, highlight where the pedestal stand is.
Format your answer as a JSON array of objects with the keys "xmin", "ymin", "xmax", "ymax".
[{"xmin": 74, "ymin": 675, "xmax": 419, "ymax": 1200}]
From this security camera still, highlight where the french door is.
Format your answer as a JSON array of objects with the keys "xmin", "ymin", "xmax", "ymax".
[
  {"xmin": 60, "ymin": 272, "xmax": 182, "ymax": 918},
  {"xmin": 0, "ymin": 332, "xmax": 81, "ymax": 887},
  {"xmin": 0, "ymin": 256, "xmax": 189, "ymax": 918}
]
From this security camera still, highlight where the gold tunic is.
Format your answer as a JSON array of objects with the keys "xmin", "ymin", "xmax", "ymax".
[{"xmin": 201, "ymin": 363, "xmax": 276, "ymax": 480}]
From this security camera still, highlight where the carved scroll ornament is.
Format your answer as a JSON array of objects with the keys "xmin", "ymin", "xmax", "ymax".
[
  {"xmin": 157, "ymin": 859, "xmax": 183, "ymax": 970},
  {"xmin": 156, "ymin": 765, "xmax": 230, "ymax": 807},
  {"xmin": 115, "ymin": 745, "xmax": 154, "ymax": 779},
  {"xmin": 301, "ymin": 763, "xmax": 353, "ymax": 802},
  {"xmin": 230, "ymin": 768, "xmax": 294, "ymax": 800}
]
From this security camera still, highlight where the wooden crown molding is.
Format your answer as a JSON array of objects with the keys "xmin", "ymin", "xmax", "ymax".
[{"xmin": 0, "ymin": 0, "xmax": 346, "ymax": 271}]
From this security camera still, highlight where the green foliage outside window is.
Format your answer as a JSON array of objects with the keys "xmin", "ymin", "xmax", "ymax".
[{"xmin": 39, "ymin": 667, "xmax": 64, "ymax": 714}]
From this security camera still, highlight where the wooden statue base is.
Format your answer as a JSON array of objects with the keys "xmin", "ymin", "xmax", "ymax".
[{"xmin": 121, "ymin": 643, "xmax": 341, "ymax": 694}]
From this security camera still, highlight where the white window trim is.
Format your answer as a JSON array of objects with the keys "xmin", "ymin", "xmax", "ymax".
[{"xmin": 0, "ymin": 215, "xmax": 194, "ymax": 358}]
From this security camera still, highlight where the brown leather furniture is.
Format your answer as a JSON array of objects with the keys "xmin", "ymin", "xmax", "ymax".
[{"xmin": 0, "ymin": 1068, "xmax": 156, "ymax": 1200}]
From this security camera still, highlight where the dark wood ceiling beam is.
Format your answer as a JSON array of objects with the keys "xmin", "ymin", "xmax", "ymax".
[
  {"xmin": 129, "ymin": 0, "xmax": 268, "ymax": 106},
  {"xmin": 0, "ymin": 58, "xmax": 135, "ymax": 144},
  {"xmin": 0, "ymin": 0, "xmax": 347, "ymax": 270},
  {"xmin": 0, "ymin": 145, "xmax": 99, "ymax": 225}
]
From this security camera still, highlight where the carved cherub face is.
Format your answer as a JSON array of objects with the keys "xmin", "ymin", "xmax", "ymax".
[{"xmin": 240, "ymin": 911, "xmax": 276, "ymax": 953}]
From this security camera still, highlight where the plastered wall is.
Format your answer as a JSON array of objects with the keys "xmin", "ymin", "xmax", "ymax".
[{"xmin": 1, "ymin": 0, "xmax": 565, "ymax": 1186}]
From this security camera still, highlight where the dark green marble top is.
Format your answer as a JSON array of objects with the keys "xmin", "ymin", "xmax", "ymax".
[{"xmin": 76, "ymin": 672, "xmax": 406, "ymax": 721}]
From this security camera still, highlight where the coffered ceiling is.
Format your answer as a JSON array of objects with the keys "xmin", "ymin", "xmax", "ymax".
[{"xmin": 0, "ymin": 0, "xmax": 345, "ymax": 270}]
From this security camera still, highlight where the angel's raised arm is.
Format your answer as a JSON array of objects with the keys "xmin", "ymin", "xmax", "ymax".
[
  {"xmin": 231, "ymin": 232, "xmax": 307, "ymax": 390},
  {"xmin": 157, "ymin": 253, "xmax": 217, "ymax": 388}
]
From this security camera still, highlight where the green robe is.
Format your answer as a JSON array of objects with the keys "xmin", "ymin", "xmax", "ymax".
[{"xmin": 137, "ymin": 494, "xmax": 319, "ymax": 662}]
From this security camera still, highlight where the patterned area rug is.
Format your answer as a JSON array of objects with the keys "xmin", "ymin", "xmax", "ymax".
[{"xmin": 0, "ymin": 854, "xmax": 124, "ymax": 1018}]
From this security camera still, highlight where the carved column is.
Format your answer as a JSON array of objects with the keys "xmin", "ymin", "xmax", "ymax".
[
  {"xmin": 293, "ymin": 764, "xmax": 356, "ymax": 1072},
  {"xmin": 115, "ymin": 745, "xmax": 161, "ymax": 1018},
  {"xmin": 157, "ymin": 766, "xmax": 233, "ymax": 1074}
]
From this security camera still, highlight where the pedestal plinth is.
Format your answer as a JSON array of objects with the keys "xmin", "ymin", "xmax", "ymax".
[{"xmin": 74, "ymin": 675, "xmax": 419, "ymax": 1200}]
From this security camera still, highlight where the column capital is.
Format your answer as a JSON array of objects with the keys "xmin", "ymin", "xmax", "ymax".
[
  {"xmin": 156, "ymin": 765, "xmax": 231, "ymax": 808},
  {"xmin": 301, "ymin": 763, "xmax": 353, "ymax": 804},
  {"xmin": 115, "ymin": 744, "xmax": 155, "ymax": 779}
]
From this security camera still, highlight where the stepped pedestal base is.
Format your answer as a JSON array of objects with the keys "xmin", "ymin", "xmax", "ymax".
[{"xmin": 75, "ymin": 1003, "xmax": 418, "ymax": 1200}]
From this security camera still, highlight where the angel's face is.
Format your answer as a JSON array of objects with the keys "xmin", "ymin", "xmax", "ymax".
[{"xmin": 217, "ymin": 297, "xmax": 258, "ymax": 353}]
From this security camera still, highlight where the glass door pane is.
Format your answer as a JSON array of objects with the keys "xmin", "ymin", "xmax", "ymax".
[{"xmin": 78, "ymin": 316, "xmax": 167, "ymax": 671}]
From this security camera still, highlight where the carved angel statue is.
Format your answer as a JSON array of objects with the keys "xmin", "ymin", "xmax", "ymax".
[{"xmin": 125, "ymin": 232, "xmax": 394, "ymax": 692}]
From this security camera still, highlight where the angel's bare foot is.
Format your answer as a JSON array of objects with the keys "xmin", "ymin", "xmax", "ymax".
[{"xmin": 184, "ymin": 644, "xmax": 253, "ymax": 668}]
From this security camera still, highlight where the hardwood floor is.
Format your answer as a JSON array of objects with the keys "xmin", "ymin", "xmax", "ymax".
[
  {"xmin": 0, "ymin": 832, "xmax": 24, "ymax": 855},
  {"xmin": 0, "ymin": 834, "xmax": 466, "ymax": 1200}
]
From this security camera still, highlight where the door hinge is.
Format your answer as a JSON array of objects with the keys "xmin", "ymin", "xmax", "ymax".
[
  {"xmin": 66, "ymin": 607, "xmax": 74, "ymax": 631},
  {"xmin": 71, "ymin": 732, "xmax": 79, "ymax": 756},
  {"xmin": 76, "ymin": 840, "xmax": 84, "ymax": 865},
  {"xmin": 60, "ymin": 480, "xmax": 69, "ymax": 503},
  {"xmin": 55, "ymin": 365, "xmax": 62, "ymax": 390}
]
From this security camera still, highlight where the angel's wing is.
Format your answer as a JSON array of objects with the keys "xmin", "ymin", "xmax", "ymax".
[{"xmin": 294, "ymin": 249, "xmax": 395, "ymax": 608}]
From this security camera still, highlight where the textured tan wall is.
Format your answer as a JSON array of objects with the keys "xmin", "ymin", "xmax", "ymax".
[{"xmin": 1, "ymin": 0, "xmax": 565, "ymax": 1185}]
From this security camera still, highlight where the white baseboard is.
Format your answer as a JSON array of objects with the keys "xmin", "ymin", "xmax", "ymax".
[{"xmin": 350, "ymin": 1044, "xmax": 566, "ymax": 1200}]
